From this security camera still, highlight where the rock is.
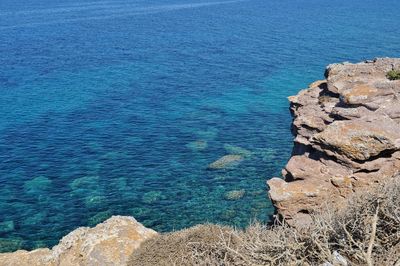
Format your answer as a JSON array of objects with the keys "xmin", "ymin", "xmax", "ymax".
[
  {"xmin": 258, "ymin": 148, "xmax": 277, "ymax": 161},
  {"xmin": 70, "ymin": 176, "xmax": 99, "ymax": 191},
  {"xmin": 142, "ymin": 191, "xmax": 165, "ymax": 204},
  {"xmin": 223, "ymin": 144, "xmax": 252, "ymax": 157},
  {"xmin": 186, "ymin": 140, "xmax": 208, "ymax": 151},
  {"xmin": 330, "ymin": 176, "xmax": 352, "ymax": 189},
  {"xmin": 213, "ymin": 175, "xmax": 229, "ymax": 181},
  {"xmin": 268, "ymin": 58, "xmax": 400, "ymax": 226},
  {"xmin": 22, "ymin": 212, "xmax": 46, "ymax": 226},
  {"xmin": 87, "ymin": 211, "xmax": 112, "ymax": 227},
  {"xmin": 24, "ymin": 176, "xmax": 52, "ymax": 194},
  {"xmin": 51, "ymin": 216, "xmax": 157, "ymax": 266},
  {"xmin": 0, "ymin": 238, "xmax": 23, "ymax": 253},
  {"xmin": 0, "ymin": 216, "xmax": 157, "ymax": 266},
  {"xmin": 0, "ymin": 249, "xmax": 50, "ymax": 266},
  {"xmin": 208, "ymin": 155, "xmax": 243, "ymax": 170},
  {"xmin": 224, "ymin": 189, "xmax": 245, "ymax": 200},
  {"xmin": 85, "ymin": 195, "xmax": 106, "ymax": 208},
  {"xmin": 0, "ymin": 221, "xmax": 14, "ymax": 234},
  {"xmin": 249, "ymin": 189, "xmax": 265, "ymax": 196},
  {"xmin": 195, "ymin": 128, "xmax": 218, "ymax": 140},
  {"xmin": 320, "ymin": 251, "xmax": 348, "ymax": 266},
  {"xmin": 312, "ymin": 118, "xmax": 400, "ymax": 162},
  {"xmin": 220, "ymin": 209, "xmax": 236, "ymax": 220},
  {"xmin": 331, "ymin": 251, "xmax": 348, "ymax": 266},
  {"xmin": 268, "ymin": 177, "xmax": 330, "ymax": 227}
]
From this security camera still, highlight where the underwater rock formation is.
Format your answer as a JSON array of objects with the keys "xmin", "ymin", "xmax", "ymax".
[
  {"xmin": 223, "ymin": 144, "xmax": 252, "ymax": 157},
  {"xmin": 0, "ymin": 216, "xmax": 157, "ymax": 266},
  {"xmin": 268, "ymin": 58, "xmax": 400, "ymax": 226},
  {"xmin": 186, "ymin": 140, "xmax": 208, "ymax": 151},
  {"xmin": 224, "ymin": 189, "xmax": 246, "ymax": 200},
  {"xmin": 208, "ymin": 154, "xmax": 243, "ymax": 169}
]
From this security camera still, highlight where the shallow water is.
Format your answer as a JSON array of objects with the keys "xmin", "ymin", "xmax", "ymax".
[{"xmin": 0, "ymin": 0, "xmax": 400, "ymax": 252}]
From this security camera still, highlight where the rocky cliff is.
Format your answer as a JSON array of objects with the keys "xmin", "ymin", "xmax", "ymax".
[
  {"xmin": 268, "ymin": 58, "xmax": 400, "ymax": 226},
  {"xmin": 0, "ymin": 216, "xmax": 157, "ymax": 266}
]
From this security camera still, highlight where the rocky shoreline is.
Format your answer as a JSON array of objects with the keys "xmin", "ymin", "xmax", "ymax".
[
  {"xmin": 1, "ymin": 58, "xmax": 400, "ymax": 265},
  {"xmin": 268, "ymin": 58, "xmax": 400, "ymax": 226},
  {"xmin": 0, "ymin": 216, "xmax": 156, "ymax": 266}
]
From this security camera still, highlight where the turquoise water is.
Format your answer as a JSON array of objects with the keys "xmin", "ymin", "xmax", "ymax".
[{"xmin": 1, "ymin": 0, "xmax": 400, "ymax": 252}]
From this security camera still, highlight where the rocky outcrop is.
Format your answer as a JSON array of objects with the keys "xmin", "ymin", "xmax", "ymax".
[
  {"xmin": 0, "ymin": 216, "xmax": 157, "ymax": 266},
  {"xmin": 268, "ymin": 58, "xmax": 400, "ymax": 226}
]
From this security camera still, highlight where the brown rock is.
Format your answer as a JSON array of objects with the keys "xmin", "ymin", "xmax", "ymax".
[
  {"xmin": 331, "ymin": 106, "xmax": 371, "ymax": 120},
  {"xmin": 341, "ymin": 83, "xmax": 379, "ymax": 105},
  {"xmin": 312, "ymin": 118, "xmax": 400, "ymax": 162},
  {"xmin": 0, "ymin": 249, "xmax": 52, "ymax": 266},
  {"xmin": 0, "ymin": 216, "xmax": 157, "ymax": 266},
  {"xmin": 267, "ymin": 177, "xmax": 332, "ymax": 227},
  {"xmin": 268, "ymin": 58, "xmax": 400, "ymax": 226},
  {"xmin": 330, "ymin": 176, "xmax": 352, "ymax": 189},
  {"xmin": 284, "ymin": 155, "xmax": 351, "ymax": 182},
  {"xmin": 309, "ymin": 79, "xmax": 327, "ymax": 89}
]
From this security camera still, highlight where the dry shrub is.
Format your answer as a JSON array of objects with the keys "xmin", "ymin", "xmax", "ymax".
[
  {"xmin": 129, "ymin": 178, "xmax": 400, "ymax": 266},
  {"xmin": 128, "ymin": 224, "xmax": 240, "ymax": 266},
  {"xmin": 318, "ymin": 177, "xmax": 400, "ymax": 266}
]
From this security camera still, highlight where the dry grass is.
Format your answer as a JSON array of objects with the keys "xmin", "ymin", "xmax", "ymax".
[
  {"xmin": 129, "ymin": 224, "xmax": 238, "ymax": 266},
  {"xmin": 129, "ymin": 178, "xmax": 400, "ymax": 266}
]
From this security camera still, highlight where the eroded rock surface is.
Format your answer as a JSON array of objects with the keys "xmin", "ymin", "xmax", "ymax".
[
  {"xmin": 268, "ymin": 58, "xmax": 400, "ymax": 226},
  {"xmin": 0, "ymin": 216, "xmax": 157, "ymax": 266}
]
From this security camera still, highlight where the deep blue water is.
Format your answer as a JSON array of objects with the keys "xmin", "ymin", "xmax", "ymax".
[{"xmin": 0, "ymin": 0, "xmax": 399, "ymax": 252}]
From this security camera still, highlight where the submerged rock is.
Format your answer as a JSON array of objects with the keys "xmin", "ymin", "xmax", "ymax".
[
  {"xmin": 213, "ymin": 175, "xmax": 229, "ymax": 181},
  {"xmin": 186, "ymin": 140, "xmax": 208, "ymax": 151},
  {"xmin": 0, "ymin": 216, "xmax": 157, "ymax": 266},
  {"xmin": 0, "ymin": 221, "xmax": 14, "ymax": 234},
  {"xmin": 24, "ymin": 176, "xmax": 52, "ymax": 194},
  {"xmin": 195, "ymin": 128, "xmax": 218, "ymax": 140},
  {"xmin": 223, "ymin": 144, "xmax": 252, "ymax": 157},
  {"xmin": 219, "ymin": 209, "xmax": 236, "ymax": 220},
  {"xmin": 258, "ymin": 148, "xmax": 277, "ymax": 161},
  {"xmin": 84, "ymin": 195, "xmax": 105, "ymax": 208},
  {"xmin": 268, "ymin": 58, "xmax": 400, "ymax": 226},
  {"xmin": 0, "ymin": 238, "xmax": 23, "ymax": 253},
  {"xmin": 114, "ymin": 177, "xmax": 129, "ymax": 192},
  {"xmin": 142, "ymin": 191, "xmax": 165, "ymax": 204},
  {"xmin": 70, "ymin": 176, "xmax": 99, "ymax": 191},
  {"xmin": 87, "ymin": 210, "xmax": 112, "ymax": 226},
  {"xmin": 224, "ymin": 189, "xmax": 246, "ymax": 200},
  {"xmin": 22, "ymin": 212, "xmax": 46, "ymax": 226},
  {"xmin": 249, "ymin": 189, "xmax": 265, "ymax": 196},
  {"xmin": 208, "ymin": 155, "xmax": 243, "ymax": 170}
]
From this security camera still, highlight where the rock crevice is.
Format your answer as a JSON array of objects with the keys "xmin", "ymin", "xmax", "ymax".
[{"xmin": 268, "ymin": 58, "xmax": 400, "ymax": 226}]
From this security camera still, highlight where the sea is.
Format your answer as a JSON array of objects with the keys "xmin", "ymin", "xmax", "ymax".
[{"xmin": 0, "ymin": 0, "xmax": 399, "ymax": 252}]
